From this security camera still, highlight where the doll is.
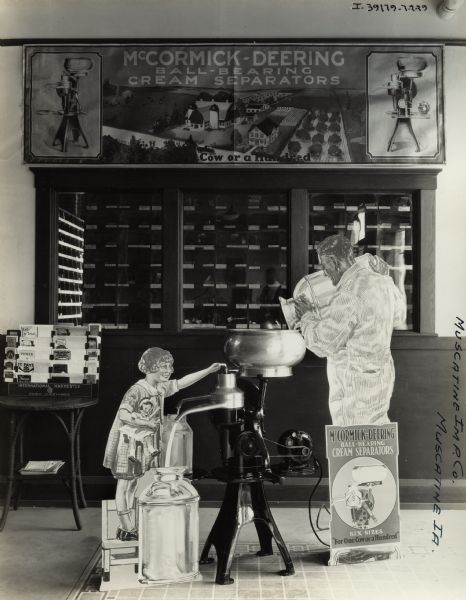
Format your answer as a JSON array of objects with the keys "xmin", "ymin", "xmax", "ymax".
[
  {"xmin": 119, "ymin": 398, "xmax": 159, "ymax": 463},
  {"xmin": 103, "ymin": 347, "xmax": 222, "ymax": 541}
]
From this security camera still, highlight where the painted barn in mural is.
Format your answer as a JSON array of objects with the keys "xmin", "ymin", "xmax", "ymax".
[{"xmin": 185, "ymin": 91, "xmax": 235, "ymax": 130}]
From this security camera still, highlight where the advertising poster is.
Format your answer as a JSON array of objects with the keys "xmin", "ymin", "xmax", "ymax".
[
  {"xmin": 326, "ymin": 423, "xmax": 401, "ymax": 565},
  {"xmin": 23, "ymin": 44, "xmax": 444, "ymax": 165},
  {"xmin": 367, "ymin": 51, "xmax": 442, "ymax": 159}
]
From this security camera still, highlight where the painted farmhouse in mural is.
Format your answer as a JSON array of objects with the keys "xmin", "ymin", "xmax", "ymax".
[{"xmin": 248, "ymin": 117, "xmax": 279, "ymax": 147}]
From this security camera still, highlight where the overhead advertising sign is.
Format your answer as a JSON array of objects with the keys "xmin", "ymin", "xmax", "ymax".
[
  {"xmin": 326, "ymin": 423, "xmax": 401, "ymax": 565},
  {"xmin": 23, "ymin": 44, "xmax": 444, "ymax": 165}
]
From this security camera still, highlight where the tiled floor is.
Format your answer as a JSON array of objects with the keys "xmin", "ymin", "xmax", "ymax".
[
  {"xmin": 78, "ymin": 539, "xmax": 464, "ymax": 600},
  {"xmin": 1, "ymin": 507, "xmax": 465, "ymax": 600}
]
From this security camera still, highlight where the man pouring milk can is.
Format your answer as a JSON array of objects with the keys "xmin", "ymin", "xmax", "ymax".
[{"xmin": 295, "ymin": 234, "xmax": 406, "ymax": 427}]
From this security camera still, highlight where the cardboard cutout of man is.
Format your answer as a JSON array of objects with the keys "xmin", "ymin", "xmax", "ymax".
[{"xmin": 296, "ymin": 235, "xmax": 406, "ymax": 426}]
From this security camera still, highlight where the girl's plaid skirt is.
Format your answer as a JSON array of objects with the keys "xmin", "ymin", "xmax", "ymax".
[{"xmin": 104, "ymin": 419, "xmax": 161, "ymax": 479}]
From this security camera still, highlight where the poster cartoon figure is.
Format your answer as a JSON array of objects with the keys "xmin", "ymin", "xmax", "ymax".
[
  {"xmin": 103, "ymin": 346, "xmax": 221, "ymax": 542},
  {"xmin": 337, "ymin": 463, "xmax": 390, "ymax": 529},
  {"xmin": 344, "ymin": 483, "xmax": 376, "ymax": 528}
]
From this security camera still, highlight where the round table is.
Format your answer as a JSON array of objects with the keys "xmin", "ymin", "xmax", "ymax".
[{"xmin": 0, "ymin": 395, "xmax": 98, "ymax": 531}]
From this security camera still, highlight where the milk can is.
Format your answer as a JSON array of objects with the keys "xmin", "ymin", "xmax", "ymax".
[
  {"xmin": 161, "ymin": 415, "xmax": 193, "ymax": 475},
  {"xmin": 138, "ymin": 467, "xmax": 199, "ymax": 585}
]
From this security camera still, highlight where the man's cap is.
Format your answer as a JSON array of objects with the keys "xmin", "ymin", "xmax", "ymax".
[{"xmin": 316, "ymin": 234, "xmax": 353, "ymax": 259}]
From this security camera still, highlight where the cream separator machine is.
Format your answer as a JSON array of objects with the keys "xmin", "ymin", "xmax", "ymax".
[{"xmin": 175, "ymin": 329, "xmax": 309, "ymax": 585}]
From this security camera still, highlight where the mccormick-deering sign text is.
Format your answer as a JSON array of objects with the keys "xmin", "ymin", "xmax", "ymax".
[{"xmin": 122, "ymin": 48, "xmax": 345, "ymax": 87}]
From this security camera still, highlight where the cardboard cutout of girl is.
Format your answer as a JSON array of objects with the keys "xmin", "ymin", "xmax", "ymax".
[{"xmin": 103, "ymin": 347, "xmax": 221, "ymax": 541}]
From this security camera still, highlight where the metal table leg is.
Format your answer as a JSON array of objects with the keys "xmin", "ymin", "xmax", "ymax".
[
  {"xmin": 0, "ymin": 412, "xmax": 29, "ymax": 531},
  {"xmin": 53, "ymin": 410, "xmax": 82, "ymax": 530},
  {"xmin": 69, "ymin": 409, "xmax": 82, "ymax": 529},
  {"xmin": 12, "ymin": 428, "xmax": 24, "ymax": 511},
  {"xmin": 75, "ymin": 408, "xmax": 87, "ymax": 509}
]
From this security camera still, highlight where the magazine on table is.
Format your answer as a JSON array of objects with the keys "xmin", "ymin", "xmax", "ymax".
[{"xmin": 20, "ymin": 460, "xmax": 65, "ymax": 475}]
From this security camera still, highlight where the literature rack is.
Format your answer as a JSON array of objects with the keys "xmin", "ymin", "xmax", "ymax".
[{"xmin": 3, "ymin": 323, "xmax": 101, "ymax": 398}]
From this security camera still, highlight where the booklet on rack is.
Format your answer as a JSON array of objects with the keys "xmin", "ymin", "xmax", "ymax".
[{"xmin": 20, "ymin": 460, "xmax": 65, "ymax": 475}]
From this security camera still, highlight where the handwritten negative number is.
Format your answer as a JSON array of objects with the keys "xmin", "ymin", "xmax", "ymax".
[{"xmin": 352, "ymin": 4, "xmax": 429, "ymax": 11}]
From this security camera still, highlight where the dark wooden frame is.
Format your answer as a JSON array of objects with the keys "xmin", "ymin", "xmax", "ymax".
[{"xmin": 31, "ymin": 167, "xmax": 440, "ymax": 335}]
